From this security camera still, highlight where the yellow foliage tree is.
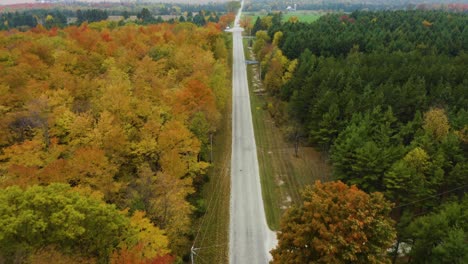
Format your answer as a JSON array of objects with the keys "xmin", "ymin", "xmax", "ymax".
[{"xmin": 423, "ymin": 108, "xmax": 450, "ymax": 141}]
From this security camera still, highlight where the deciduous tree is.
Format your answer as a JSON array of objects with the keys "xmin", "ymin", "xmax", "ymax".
[
  {"xmin": 423, "ymin": 108, "xmax": 450, "ymax": 141},
  {"xmin": 271, "ymin": 181, "xmax": 396, "ymax": 264},
  {"xmin": 0, "ymin": 184, "xmax": 170, "ymax": 263}
]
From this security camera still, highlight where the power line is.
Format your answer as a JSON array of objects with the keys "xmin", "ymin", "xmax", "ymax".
[
  {"xmin": 193, "ymin": 251, "xmax": 211, "ymax": 264},
  {"xmin": 198, "ymin": 165, "xmax": 231, "ymax": 258},
  {"xmin": 191, "ymin": 148, "xmax": 228, "ymax": 263},
  {"xmin": 393, "ymin": 184, "xmax": 468, "ymax": 209},
  {"xmin": 196, "ymin": 242, "xmax": 228, "ymax": 251},
  {"xmin": 192, "ymin": 156, "xmax": 224, "ymax": 245}
]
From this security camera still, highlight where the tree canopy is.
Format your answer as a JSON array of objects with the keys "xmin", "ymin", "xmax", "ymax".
[
  {"xmin": 278, "ymin": 11, "xmax": 467, "ymax": 58},
  {"xmin": 0, "ymin": 183, "xmax": 169, "ymax": 263},
  {"xmin": 0, "ymin": 18, "xmax": 231, "ymax": 261},
  {"xmin": 257, "ymin": 10, "xmax": 467, "ymax": 261},
  {"xmin": 406, "ymin": 197, "xmax": 468, "ymax": 263},
  {"xmin": 271, "ymin": 181, "xmax": 396, "ymax": 263}
]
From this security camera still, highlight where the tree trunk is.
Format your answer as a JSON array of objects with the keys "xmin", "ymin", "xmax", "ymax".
[
  {"xmin": 392, "ymin": 238, "xmax": 400, "ymax": 264},
  {"xmin": 294, "ymin": 133, "xmax": 299, "ymax": 157}
]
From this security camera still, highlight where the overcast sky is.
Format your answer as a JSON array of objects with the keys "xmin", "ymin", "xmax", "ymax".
[
  {"xmin": 1, "ymin": 0, "xmax": 120, "ymax": 5},
  {"xmin": 1, "ymin": 0, "xmax": 30, "ymax": 4},
  {"xmin": 3, "ymin": 0, "xmax": 466, "ymax": 6},
  {"xmin": 0, "ymin": 0, "xmax": 231, "ymax": 5}
]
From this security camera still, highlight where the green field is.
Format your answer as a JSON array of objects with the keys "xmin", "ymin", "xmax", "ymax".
[
  {"xmin": 282, "ymin": 12, "xmax": 321, "ymax": 23},
  {"xmin": 243, "ymin": 40, "xmax": 330, "ymax": 230},
  {"xmin": 243, "ymin": 11, "xmax": 322, "ymax": 24}
]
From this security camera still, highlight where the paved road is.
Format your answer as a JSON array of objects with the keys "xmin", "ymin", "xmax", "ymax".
[{"xmin": 229, "ymin": 2, "xmax": 277, "ymax": 263}]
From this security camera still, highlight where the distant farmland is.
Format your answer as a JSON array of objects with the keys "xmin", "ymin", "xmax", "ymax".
[
  {"xmin": 244, "ymin": 11, "xmax": 322, "ymax": 24},
  {"xmin": 282, "ymin": 11, "xmax": 321, "ymax": 22}
]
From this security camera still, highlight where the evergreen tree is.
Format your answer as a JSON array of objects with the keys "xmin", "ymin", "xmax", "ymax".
[
  {"xmin": 252, "ymin": 16, "xmax": 262, "ymax": 35},
  {"xmin": 406, "ymin": 197, "xmax": 468, "ymax": 263}
]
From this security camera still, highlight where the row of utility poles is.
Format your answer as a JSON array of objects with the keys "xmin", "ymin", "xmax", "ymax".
[{"xmin": 191, "ymin": 11, "xmax": 258, "ymax": 264}]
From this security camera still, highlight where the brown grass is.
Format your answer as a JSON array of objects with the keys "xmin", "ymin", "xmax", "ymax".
[
  {"xmin": 245, "ymin": 41, "xmax": 331, "ymax": 230},
  {"xmin": 191, "ymin": 74, "xmax": 232, "ymax": 264}
]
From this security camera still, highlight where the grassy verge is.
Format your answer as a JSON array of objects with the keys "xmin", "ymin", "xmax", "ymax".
[
  {"xmin": 191, "ymin": 52, "xmax": 232, "ymax": 264},
  {"xmin": 243, "ymin": 39, "xmax": 330, "ymax": 230}
]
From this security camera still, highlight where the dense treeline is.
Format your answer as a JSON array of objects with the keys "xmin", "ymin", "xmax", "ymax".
[
  {"xmin": 278, "ymin": 11, "xmax": 468, "ymax": 58},
  {"xmin": 76, "ymin": 9, "xmax": 109, "ymax": 24},
  {"xmin": 0, "ymin": 2, "xmax": 230, "ymax": 16},
  {"xmin": 0, "ymin": 18, "xmax": 232, "ymax": 262},
  {"xmin": 0, "ymin": 8, "xmax": 229, "ymax": 30},
  {"xmin": 0, "ymin": 9, "xmax": 102, "ymax": 30},
  {"xmin": 245, "ymin": 0, "xmax": 468, "ymax": 12},
  {"xmin": 0, "ymin": 11, "xmax": 38, "ymax": 30},
  {"xmin": 255, "ymin": 11, "xmax": 467, "ymax": 262},
  {"xmin": 0, "ymin": 0, "xmax": 241, "ymax": 30},
  {"xmin": 137, "ymin": 8, "xmax": 224, "ymax": 26}
]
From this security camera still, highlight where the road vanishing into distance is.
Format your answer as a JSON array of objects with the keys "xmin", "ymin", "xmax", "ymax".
[{"xmin": 229, "ymin": 1, "xmax": 277, "ymax": 263}]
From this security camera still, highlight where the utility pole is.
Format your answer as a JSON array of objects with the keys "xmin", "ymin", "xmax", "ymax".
[
  {"xmin": 190, "ymin": 246, "xmax": 195, "ymax": 264},
  {"xmin": 259, "ymin": 62, "xmax": 262, "ymax": 80},
  {"xmin": 210, "ymin": 133, "xmax": 213, "ymax": 163}
]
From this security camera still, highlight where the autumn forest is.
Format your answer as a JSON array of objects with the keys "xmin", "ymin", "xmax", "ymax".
[
  {"xmin": 0, "ymin": 1, "xmax": 467, "ymax": 264},
  {"xmin": 0, "ymin": 15, "xmax": 232, "ymax": 263}
]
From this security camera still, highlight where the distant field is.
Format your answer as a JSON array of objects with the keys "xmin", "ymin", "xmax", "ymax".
[
  {"xmin": 243, "ymin": 11, "xmax": 322, "ymax": 23},
  {"xmin": 282, "ymin": 11, "xmax": 321, "ymax": 23}
]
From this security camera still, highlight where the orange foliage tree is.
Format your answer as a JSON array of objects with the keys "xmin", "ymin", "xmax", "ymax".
[
  {"xmin": 0, "ymin": 20, "xmax": 230, "ymax": 258},
  {"xmin": 271, "ymin": 181, "xmax": 396, "ymax": 264}
]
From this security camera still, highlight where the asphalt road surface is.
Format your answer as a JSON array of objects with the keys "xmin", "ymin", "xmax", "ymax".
[{"xmin": 229, "ymin": 2, "xmax": 277, "ymax": 263}]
